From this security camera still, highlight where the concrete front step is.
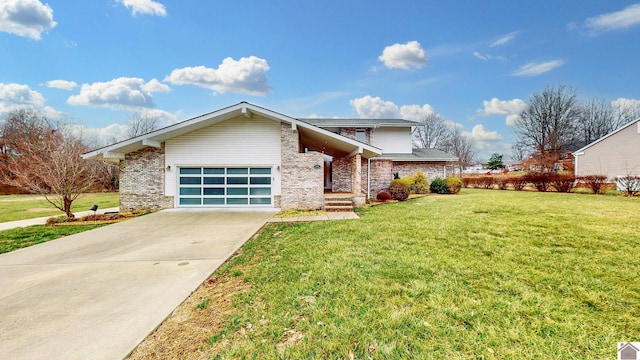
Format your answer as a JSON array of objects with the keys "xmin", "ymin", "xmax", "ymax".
[
  {"xmin": 324, "ymin": 205, "xmax": 354, "ymax": 212},
  {"xmin": 324, "ymin": 195, "xmax": 354, "ymax": 212}
]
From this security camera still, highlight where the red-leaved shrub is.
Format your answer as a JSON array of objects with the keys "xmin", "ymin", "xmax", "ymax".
[
  {"xmin": 376, "ymin": 191, "xmax": 393, "ymax": 201},
  {"xmin": 578, "ymin": 175, "xmax": 608, "ymax": 194},
  {"xmin": 523, "ymin": 172, "xmax": 554, "ymax": 192},
  {"xmin": 551, "ymin": 174, "xmax": 576, "ymax": 193},
  {"xmin": 388, "ymin": 179, "xmax": 410, "ymax": 201}
]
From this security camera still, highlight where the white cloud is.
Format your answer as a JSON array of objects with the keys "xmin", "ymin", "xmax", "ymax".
[
  {"xmin": 476, "ymin": 98, "xmax": 527, "ymax": 126},
  {"xmin": 0, "ymin": 82, "xmax": 46, "ymax": 117},
  {"xmin": 67, "ymin": 123, "xmax": 130, "ymax": 147},
  {"xmin": 46, "ymin": 80, "xmax": 78, "ymax": 91},
  {"xmin": 463, "ymin": 124, "xmax": 503, "ymax": 141},
  {"xmin": 165, "ymin": 56, "xmax": 271, "ymax": 96},
  {"xmin": 511, "ymin": 60, "xmax": 565, "ymax": 77},
  {"xmin": 585, "ymin": 3, "xmax": 640, "ymax": 34},
  {"xmin": 491, "ymin": 31, "xmax": 518, "ymax": 47},
  {"xmin": 473, "ymin": 52, "xmax": 489, "ymax": 61},
  {"xmin": 473, "ymin": 52, "xmax": 507, "ymax": 62},
  {"xmin": 117, "ymin": 0, "xmax": 167, "ymax": 17},
  {"xmin": 378, "ymin": 41, "xmax": 427, "ymax": 70},
  {"xmin": 612, "ymin": 97, "xmax": 640, "ymax": 110},
  {"xmin": 349, "ymin": 95, "xmax": 435, "ymax": 121},
  {"xmin": 0, "ymin": 0, "xmax": 56, "ymax": 40},
  {"xmin": 67, "ymin": 77, "xmax": 170, "ymax": 110}
]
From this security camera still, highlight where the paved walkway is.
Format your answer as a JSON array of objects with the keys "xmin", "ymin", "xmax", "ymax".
[
  {"xmin": 267, "ymin": 211, "xmax": 359, "ymax": 223},
  {"xmin": 0, "ymin": 207, "xmax": 120, "ymax": 231},
  {"xmin": 0, "ymin": 209, "xmax": 277, "ymax": 360}
]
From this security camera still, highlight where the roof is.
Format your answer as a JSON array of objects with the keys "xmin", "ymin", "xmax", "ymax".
[
  {"xmin": 573, "ymin": 118, "xmax": 640, "ymax": 155},
  {"xmin": 83, "ymin": 102, "xmax": 382, "ymax": 160},
  {"xmin": 379, "ymin": 148, "xmax": 458, "ymax": 162},
  {"xmin": 301, "ymin": 118, "xmax": 419, "ymax": 128}
]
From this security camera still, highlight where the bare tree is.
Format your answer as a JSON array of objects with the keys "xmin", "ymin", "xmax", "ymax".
[
  {"xmin": 510, "ymin": 141, "xmax": 530, "ymax": 161},
  {"xmin": 613, "ymin": 99, "xmax": 640, "ymax": 125},
  {"xmin": 443, "ymin": 127, "xmax": 476, "ymax": 174},
  {"xmin": 1, "ymin": 109, "xmax": 98, "ymax": 218},
  {"xmin": 127, "ymin": 112, "xmax": 160, "ymax": 138},
  {"xmin": 576, "ymin": 98, "xmax": 626, "ymax": 148},
  {"xmin": 514, "ymin": 85, "xmax": 579, "ymax": 171},
  {"xmin": 412, "ymin": 113, "xmax": 451, "ymax": 150}
]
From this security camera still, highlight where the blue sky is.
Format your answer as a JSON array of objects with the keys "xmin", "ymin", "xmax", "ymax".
[{"xmin": 1, "ymin": 0, "xmax": 640, "ymax": 160}]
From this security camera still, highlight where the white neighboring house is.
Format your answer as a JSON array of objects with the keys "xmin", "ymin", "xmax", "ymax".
[{"xmin": 573, "ymin": 118, "xmax": 640, "ymax": 185}]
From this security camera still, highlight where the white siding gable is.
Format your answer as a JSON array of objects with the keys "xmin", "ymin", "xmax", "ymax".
[
  {"xmin": 576, "ymin": 121, "xmax": 640, "ymax": 178},
  {"xmin": 372, "ymin": 127, "xmax": 412, "ymax": 154},
  {"xmin": 165, "ymin": 115, "xmax": 281, "ymax": 197}
]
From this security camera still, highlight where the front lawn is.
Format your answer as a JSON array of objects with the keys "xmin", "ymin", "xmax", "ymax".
[
  {"xmin": 0, "ymin": 224, "xmax": 106, "ymax": 254},
  {"xmin": 0, "ymin": 192, "xmax": 119, "ymax": 223},
  {"xmin": 129, "ymin": 189, "xmax": 640, "ymax": 359}
]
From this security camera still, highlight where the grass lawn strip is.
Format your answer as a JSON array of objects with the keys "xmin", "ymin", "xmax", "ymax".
[
  {"xmin": 129, "ymin": 189, "xmax": 639, "ymax": 359},
  {"xmin": 0, "ymin": 224, "xmax": 106, "ymax": 254},
  {"xmin": 0, "ymin": 192, "xmax": 119, "ymax": 223}
]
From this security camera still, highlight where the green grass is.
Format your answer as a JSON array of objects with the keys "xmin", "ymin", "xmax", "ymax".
[
  {"xmin": 207, "ymin": 189, "xmax": 640, "ymax": 359},
  {"xmin": 0, "ymin": 192, "xmax": 119, "ymax": 223},
  {"xmin": 0, "ymin": 224, "xmax": 106, "ymax": 254}
]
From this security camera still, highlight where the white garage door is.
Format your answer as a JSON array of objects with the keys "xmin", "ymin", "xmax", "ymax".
[{"xmin": 178, "ymin": 167, "xmax": 272, "ymax": 207}]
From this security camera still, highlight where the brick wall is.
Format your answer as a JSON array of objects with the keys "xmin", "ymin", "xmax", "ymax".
[
  {"xmin": 332, "ymin": 157, "xmax": 351, "ymax": 192},
  {"xmin": 119, "ymin": 145, "xmax": 173, "ymax": 210},
  {"xmin": 280, "ymin": 124, "xmax": 324, "ymax": 210},
  {"xmin": 393, "ymin": 162, "xmax": 447, "ymax": 180},
  {"xmin": 367, "ymin": 158, "xmax": 394, "ymax": 196}
]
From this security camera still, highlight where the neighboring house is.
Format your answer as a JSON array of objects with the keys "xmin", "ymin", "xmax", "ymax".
[
  {"xmin": 83, "ymin": 102, "xmax": 457, "ymax": 211},
  {"xmin": 574, "ymin": 118, "xmax": 640, "ymax": 180}
]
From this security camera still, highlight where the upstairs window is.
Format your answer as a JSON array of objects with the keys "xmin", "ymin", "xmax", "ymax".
[{"xmin": 355, "ymin": 129, "xmax": 366, "ymax": 143}]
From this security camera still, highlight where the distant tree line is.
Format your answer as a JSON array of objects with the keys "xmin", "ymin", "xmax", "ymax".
[{"xmin": 412, "ymin": 85, "xmax": 640, "ymax": 173}]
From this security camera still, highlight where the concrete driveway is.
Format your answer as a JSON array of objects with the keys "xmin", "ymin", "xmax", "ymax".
[{"xmin": 0, "ymin": 209, "xmax": 277, "ymax": 360}]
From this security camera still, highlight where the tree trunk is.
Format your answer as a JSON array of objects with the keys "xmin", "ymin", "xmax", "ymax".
[{"xmin": 63, "ymin": 196, "xmax": 75, "ymax": 218}]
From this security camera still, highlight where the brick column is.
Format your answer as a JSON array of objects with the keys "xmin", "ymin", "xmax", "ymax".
[{"xmin": 352, "ymin": 153, "xmax": 362, "ymax": 194}]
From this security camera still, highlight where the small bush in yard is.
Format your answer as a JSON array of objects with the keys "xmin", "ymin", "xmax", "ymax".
[
  {"xmin": 429, "ymin": 178, "xmax": 448, "ymax": 194},
  {"xmin": 478, "ymin": 176, "xmax": 495, "ymax": 189},
  {"xmin": 496, "ymin": 175, "xmax": 510, "ymax": 190},
  {"xmin": 376, "ymin": 191, "xmax": 393, "ymax": 201},
  {"xmin": 461, "ymin": 176, "xmax": 473, "ymax": 188},
  {"xmin": 511, "ymin": 175, "xmax": 528, "ymax": 191},
  {"xmin": 523, "ymin": 172, "xmax": 554, "ymax": 192},
  {"xmin": 578, "ymin": 175, "xmax": 608, "ymax": 194},
  {"xmin": 616, "ymin": 175, "xmax": 640, "ymax": 196},
  {"xmin": 445, "ymin": 177, "xmax": 463, "ymax": 194},
  {"xmin": 388, "ymin": 180, "xmax": 410, "ymax": 201},
  {"xmin": 551, "ymin": 174, "xmax": 576, "ymax": 193},
  {"xmin": 410, "ymin": 171, "xmax": 429, "ymax": 194}
]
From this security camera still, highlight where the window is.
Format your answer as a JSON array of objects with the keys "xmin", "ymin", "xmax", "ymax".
[{"xmin": 355, "ymin": 129, "xmax": 366, "ymax": 143}]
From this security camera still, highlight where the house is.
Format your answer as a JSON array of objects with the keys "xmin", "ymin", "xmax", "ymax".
[
  {"xmin": 574, "ymin": 118, "xmax": 640, "ymax": 180},
  {"xmin": 83, "ymin": 102, "xmax": 457, "ymax": 211}
]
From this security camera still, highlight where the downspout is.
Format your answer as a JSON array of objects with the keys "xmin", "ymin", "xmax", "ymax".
[{"xmin": 367, "ymin": 157, "xmax": 371, "ymax": 199}]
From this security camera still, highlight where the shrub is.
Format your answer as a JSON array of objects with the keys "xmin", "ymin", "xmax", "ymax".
[
  {"xmin": 388, "ymin": 179, "xmax": 410, "ymax": 201},
  {"xmin": 511, "ymin": 175, "xmax": 528, "ymax": 191},
  {"xmin": 577, "ymin": 175, "xmax": 608, "ymax": 194},
  {"xmin": 478, "ymin": 176, "xmax": 495, "ymax": 189},
  {"xmin": 429, "ymin": 177, "xmax": 448, "ymax": 194},
  {"xmin": 460, "ymin": 176, "xmax": 473, "ymax": 188},
  {"xmin": 616, "ymin": 175, "xmax": 640, "ymax": 197},
  {"xmin": 376, "ymin": 191, "xmax": 393, "ymax": 201},
  {"xmin": 551, "ymin": 174, "xmax": 576, "ymax": 193},
  {"xmin": 496, "ymin": 175, "xmax": 510, "ymax": 190},
  {"xmin": 523, "ymin": 172, "xmax": 554, "ymax": 192},
  {"xmin": 410, "ymin": 171, "xmax": 429, "ymax": 194},
  {"xmin": 445, "ymin": 177, "xmax": 463, "ymax": 194}
]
